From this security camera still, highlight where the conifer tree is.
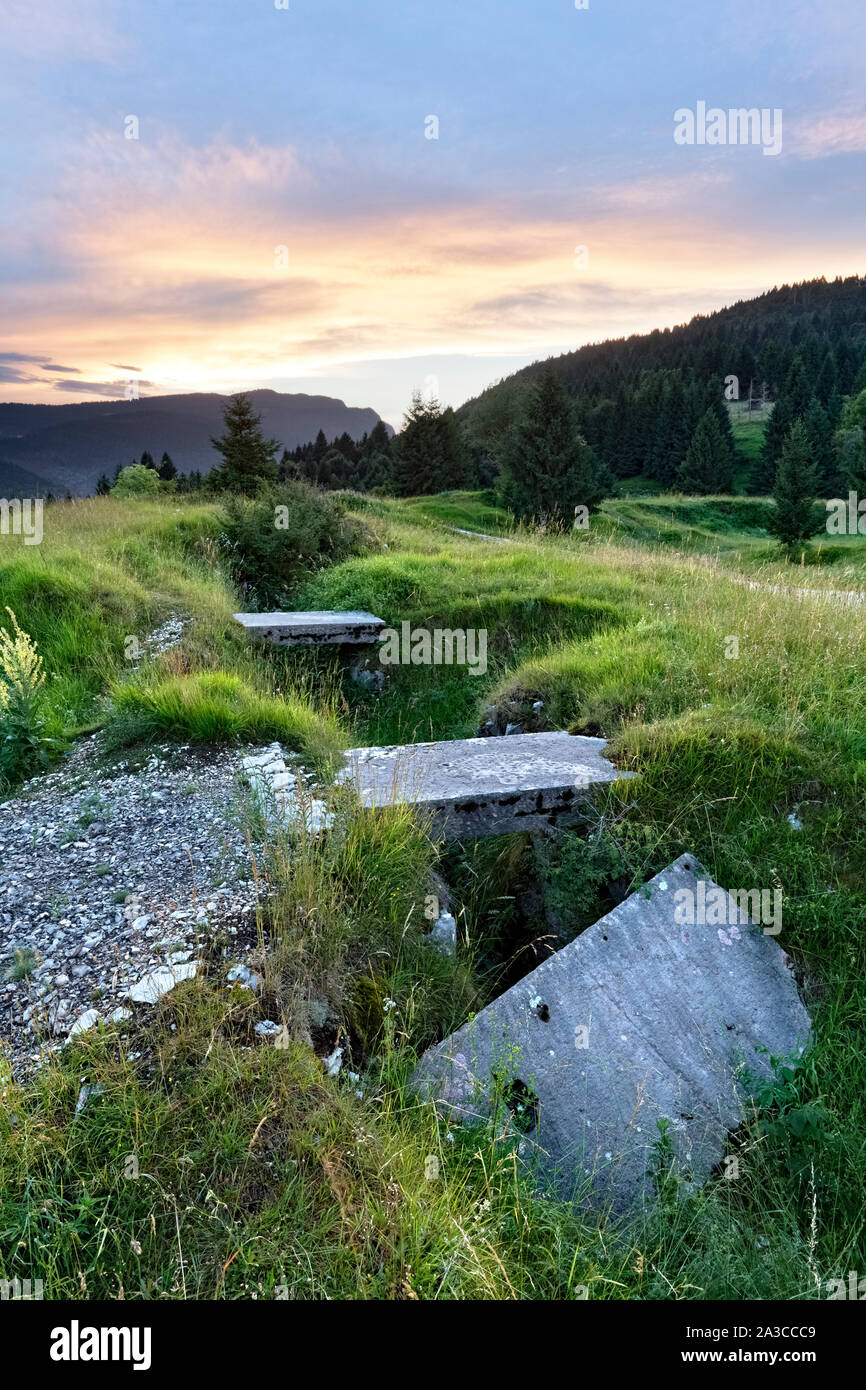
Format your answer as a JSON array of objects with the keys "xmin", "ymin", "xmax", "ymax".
[
  {"xmin": 209, "ymin": 393, "xmax": 279, "ymax": 494},
  {"xmin": 498, "ymin": 369, "xmax": 607, "ymax": 521},
  {"xmin": 752, "ymin": 395, "xmax": 792, "ymax": 493},
  {"xmin": 388, "ymin": 393, "xmax": 471, "ymax": 496},
  {"xmin": 803, "ymin": 398, "xmax": 839, "ymax": 496},
  {"xmin": 768, "ymin": 419, "xmax": 822, "ymax": 548},
  {"xmin": 676, "ymin": 408, "xmax": 733, "ymax": 494}
]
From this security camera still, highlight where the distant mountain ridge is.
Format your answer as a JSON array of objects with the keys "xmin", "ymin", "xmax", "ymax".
[{"xmin": 0, "ymin": 389, "xmax": 391, "ymax": 496}]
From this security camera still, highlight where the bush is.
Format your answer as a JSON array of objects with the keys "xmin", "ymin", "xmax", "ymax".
[
  {"xmin": 217, "ymin": 481, "xmax": 374, "ymax": 608},
  {"xmin": 112, "ymin": 464, "xmax": 161, "ymax": 498}
]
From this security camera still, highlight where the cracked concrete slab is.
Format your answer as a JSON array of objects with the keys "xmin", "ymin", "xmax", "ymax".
[
  {"xmin": 412, "ymin": 854, "xmax": 811, "ymax": 1210},
  {"xmin": 234, "ymin": 610, "xmax": 385, "ymax": 645},
  {"xmin": 337, "ymin": 731, "xmax": 633, "ymax": 839}
]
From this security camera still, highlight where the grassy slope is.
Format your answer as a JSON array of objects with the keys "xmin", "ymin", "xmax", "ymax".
[{"xmin": 1, "ymin": 491, "xmax": 865, "ymax": 1300}]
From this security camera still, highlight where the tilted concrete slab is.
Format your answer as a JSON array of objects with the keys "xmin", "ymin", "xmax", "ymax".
[
  {"xmin": 337, "ymin": 731, "xmax": 633, "ymax": 839},
  {"xmin": 412, "ymin": 854, "xmax": 811, "ymax": 1210},
  {"xmin": 234, "ymin": 610, "xmax": 385, "ymax": 646}
]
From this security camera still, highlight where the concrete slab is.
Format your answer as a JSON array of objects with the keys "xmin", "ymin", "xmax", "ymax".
[
  {"xmin": 337, "ymin": 730, "xmax": 632, "ymax": 839},
  {"xmin": 412, "ymin": 854, "xmax": 811, "ymax": 1210},
  {"xmin": 234, "ymin": 610, "xmax": 385, "ymax": 646}
]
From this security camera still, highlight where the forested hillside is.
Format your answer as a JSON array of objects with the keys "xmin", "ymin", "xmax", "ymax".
[{"xmin": 458, "ymin": 273, "xmax": 866, "ymax": 496}]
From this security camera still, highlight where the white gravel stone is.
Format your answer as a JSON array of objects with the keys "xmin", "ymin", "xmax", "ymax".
[{"xmin": 127, "ymin": 962, "xmax": 198, "ymax": 1004}]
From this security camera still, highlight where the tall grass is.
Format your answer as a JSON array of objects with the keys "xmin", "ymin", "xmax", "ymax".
[{"xmin": 1, "ymin": 489, "xmax": 865, "ymax": 1299}]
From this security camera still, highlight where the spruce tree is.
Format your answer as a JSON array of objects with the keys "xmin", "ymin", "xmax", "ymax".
[
  {"xmin": 676, "ymin": 408, "xmax": 733, "ymax": 494},
  {"xmin": 772, "ymin": 417, "xmax": 817, "ymax": 547},
  {"xmin": 498, "ymin": 369, "xmax": 606, "ymax": 522},
  {"xmin": 436, "ymin": 406, "xmax": 474, "ymax": 489},
  {"xmin": 803, "ymin": 398, "xmax": 839, "ymax": 496},
  {"xmin": 657, "ymin": 377, "xmax": 692, "ymax": 487},
  {"xmin": 388, "ymin": 393, "xmax": 471, "ymax": 497},
  {"xmin": 312, "ymin": 430, "xmax": 329, "ymax": 463},
  {"xmin": 367, "ymin": 420, "xmax": 391, "ymax": 455},
  {"xmin": 357, "ymin": 420, "xmax": 392, "ymax": 489},
  {"xmin": 782, "ymin": 356, "xmax": 814, "ymax": 417},
  {"xmin": 335, "ymin": 431, "xmax": 358, "ymax": 464},
  {"xmin": 209, "ymin": 393, "xmax": 279, "ymax": 494},
  {"xmin": 709, "ymin": 390, "xmax": 738, "ymax": 476},
  {"xmin": 752, "ymin": 395, "xmax": 792, "ymax": 493},
  {"xmin": 847, "ymin": 430, "xmax": 866, "ymax": 498},
  {"xmin": 815, "ymin": 349, "xmax": 839, "ymax": 410},
  {"xmin": 95, "ymin": 473, "xmax": 112, "ymax": 495},
  {"xmin": 158, "ymin": 451, "xmax": 177, "ymax": 481},
  {"xmin": 768, "ymin": 420, "xmax": 822, "ymax": 549}
]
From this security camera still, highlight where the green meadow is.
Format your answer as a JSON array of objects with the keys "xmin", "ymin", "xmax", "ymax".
[{"xmin": 1, "ymin": 490, "xmax": 865, "ymax": 1300}]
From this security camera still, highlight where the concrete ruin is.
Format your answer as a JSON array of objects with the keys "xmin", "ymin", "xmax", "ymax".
[
  {"xmin": 412, "ymin": 854, "xmax": 811, "ymax": 1210},
  {"xmin": 234, "ymin": 610, "xmax": 385, "ymax": 646},
  {"xmin": 337, "ymin": 730, "xmax": 632, "ymax": 839}
]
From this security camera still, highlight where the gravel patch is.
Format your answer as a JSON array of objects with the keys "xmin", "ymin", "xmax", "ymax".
[{"xmin": 0, "ymin": 734, "xmax": 271, "ymax": 1077}]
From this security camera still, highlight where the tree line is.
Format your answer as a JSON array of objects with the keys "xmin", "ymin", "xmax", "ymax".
[{"xmin": 98, "ymin": 274, "xmax": 866, "ymax": 546}]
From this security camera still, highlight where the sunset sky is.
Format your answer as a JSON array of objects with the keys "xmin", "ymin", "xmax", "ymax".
[{"xmin": 1, "ymin": 0, "xmax": 865, "ymax": 428}]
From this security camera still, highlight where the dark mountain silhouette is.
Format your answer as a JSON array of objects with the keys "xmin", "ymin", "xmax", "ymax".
[{"xmin": 0, "ymin": 389, "xmax": 391, "ymax": 496}]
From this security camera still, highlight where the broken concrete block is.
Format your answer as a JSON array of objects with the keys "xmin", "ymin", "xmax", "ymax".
[
  {"xmin": 412, "ymin": 855, "xmax": 811, "ymax": 1211},
  {"xmin": 337, "ymin": 731, "xmax": 633, "ymax": 840},
  {"xmin": 234, "ymin": 611, "xmax": 385, "ymax": 646}
]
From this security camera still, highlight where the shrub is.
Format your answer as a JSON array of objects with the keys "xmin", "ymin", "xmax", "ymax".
[
  {"xmin": 217, "ymin": 481, "xmax": 374, "ymax": 609},
  {"xmin": 112, "ymin": 464, "xmax": 161, "ymax": 498}
]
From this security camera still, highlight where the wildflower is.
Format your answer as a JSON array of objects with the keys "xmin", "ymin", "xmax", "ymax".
[{"xmin": 0, "ymin": 608, "xmax": 44, "ymax": 714}]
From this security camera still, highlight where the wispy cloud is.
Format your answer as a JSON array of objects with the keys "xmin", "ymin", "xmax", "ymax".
[
  {"xmin": 2, "ymin": 1, "xmax": 864, "ymax": 421},
  {"xmin": 791, "ymin": 111, "xmax": 866, "ymax": 159},
  {"xmin": 52, "ymin": 377, "xmax": 158, "ymax": 397}
]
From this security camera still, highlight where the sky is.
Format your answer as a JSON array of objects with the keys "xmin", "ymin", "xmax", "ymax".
[{"xmin": 1, "ymin": 0, "xmax": 865, "ymax": 429}]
